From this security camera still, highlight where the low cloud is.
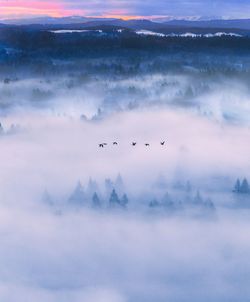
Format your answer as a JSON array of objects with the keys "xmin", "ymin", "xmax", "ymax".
[{"xmin": 0, "ymin": 55, "xmax": 249, "ymax": 301}]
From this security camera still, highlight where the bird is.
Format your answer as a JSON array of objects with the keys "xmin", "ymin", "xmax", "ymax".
[
  {"xmin": 103, "ymin": 143, "xmax": 108, "ymax": 146},
  {"xmin": 99, "ymin": 144, "xmax": 104, "ymax": 148},
  {"xmin": 145, "ymin": 143, "xmax": 150, "ymax": 147},
  {"xmin": 160, "ymin": 141, "xmax": 165, "ymax": 145},
  {"xmin": 132, "ymin": 142, "xmax": 137, "ymax": 146},
  {"xmin": 113, "ymin": 142, "xmax": 118, "ymax": 145}
]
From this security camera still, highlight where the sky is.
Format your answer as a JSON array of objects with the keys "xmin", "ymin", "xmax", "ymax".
[{"xmin": 0, "ymin": 0, "xmax": 250, "ymax": 20}]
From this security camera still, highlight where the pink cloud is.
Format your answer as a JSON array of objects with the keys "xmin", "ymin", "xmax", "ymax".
[{"xmin": 0, "ymin": 0, "xmax": 85, "ymax": 18}]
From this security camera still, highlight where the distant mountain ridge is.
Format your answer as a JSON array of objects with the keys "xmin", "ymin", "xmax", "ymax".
[
  {"xmin": 0, "ymin": 16, "xmax": 117, "ymax": 25},
  {"xmin": 0, "ymin": 16, "xmax": 250, "ymax": 30},
  {"xmin": 165, "ymin": 19, "xmax": 250, "ymax": 30}
]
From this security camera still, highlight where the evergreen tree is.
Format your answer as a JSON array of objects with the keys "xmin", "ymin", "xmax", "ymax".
[
  {"xmin": 109, "ymin": 189, "xmax": 120, "ymax": 208},
  {"xmin": 186, "ymin": 181, "xmax": 192, "ymax": 193},
  {"xmin": 234, "ymin": 179, "xmax": 241, "ymax": 193},
  {"xmin": 105, "ymin": 178, "xmax": 114, "ymax": 195},
  {"xmin": 87, "ymin": 178, "xmax": 99, "ymax": 197},
  {"xmin": 194, "ymin": 191, "xmax": 203, "ymax": 204},
  {"xmin": 241, "ymin": 178, "xmax": 250, "ymax": 194},
  {"xmin": 115, "ymin": 174, "xmax": 124, "ymax": 194},
  {"xmin": 185, "ymin": 86, "xmax": 194, "ymax": 98},
  {"xmin": 162, "ymin": 192, "xmax": 174, "ymax": 208},
  {"xmin": 68, "ymin": 181, "xmax": 85, "ymax": 206},
  {"xmin": 120, "ymin": 194, "xmax": 129, "ymax": 208},
  {"xmin": 204, "ymin": 198, "xmax": 215, "ymax": 211},
  {"xmin": 149, "ymin": 199, "xmax": 160, "ymax": 208},
  {"xmin": 92, "ymin": 192, "xmax": 101, "ymax": 208}
]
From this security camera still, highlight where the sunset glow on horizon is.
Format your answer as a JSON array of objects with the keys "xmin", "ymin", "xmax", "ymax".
[
  {"xmin": 0, "ymin": 0, "xmax": 250, "ymax": 20},
  {"xmin": 0, "ymin": 1, "xmax": 170, "ymax": 21}
]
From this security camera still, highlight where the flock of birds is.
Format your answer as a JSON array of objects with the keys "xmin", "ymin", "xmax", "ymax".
[{"xmin": 99, "ymin": 141, "xmax": 166, "ymax": 148}]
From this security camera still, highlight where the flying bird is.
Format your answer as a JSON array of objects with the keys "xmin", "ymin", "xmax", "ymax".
[
  {"xmin": 145, "ymin": 143, "xmax": 150, "ymax": 147},
  {"xmin": 132, "ymin": 142, "xmax": 137, "ymax": 146},
  {"xmin": 113, "ymin": 142, "xmax": 118, "ymax": 145},
  {"xmin": 99, "ymin": 144, "xmax": 104, "ymax": 148},
  {"xmin": 160, "ymin": 141, "xmax": 165, "ymax": 145}
]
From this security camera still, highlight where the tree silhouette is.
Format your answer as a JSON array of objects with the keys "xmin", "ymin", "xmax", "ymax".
[
  {"xmin": 162, "ymin": 192, "xmax": 174, "ymax": 208},
  {"xmin": 105, "ymin": 178, "xmax": 114, "ymax": 195},
  {"xmin": 87, "ymin": 178, "xmax": 99, "ymax": 197},
  {"xmin": 149, "ymin": 199, "xmax": 160, "ymax": 208},
  {"xmin": 234, "ymin": 179, "xmax": 241, "ymax": 193},
  {"xmin": 120, "ymin": 194, "xmax": 129, "ymax": 208},
  {"xmin": 194, "ymin": 191, "xmax": 203, "ymax": 204},
  {"xmin": 241, "ymin": 178, "xmax": 250, "ymax": 194},
  {"xmin": 115, "ymin": 174, "xmax": 124, "ymax": 194},
  {"xmin": 109, "ymin": 189, "xmax": 121, "ymax": 208},
  {"xmin": 68, "ymin": 181, "xmax": 85, "ymax": 206},
  {"xmin": 92, "ymin": 192, "xmax": 101, "ymax": 208}
]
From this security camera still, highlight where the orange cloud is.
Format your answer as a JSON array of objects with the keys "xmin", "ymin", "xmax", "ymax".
[{"xmin": 87, "ymin": 8, "xmax": 152, "ymax": 20}]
